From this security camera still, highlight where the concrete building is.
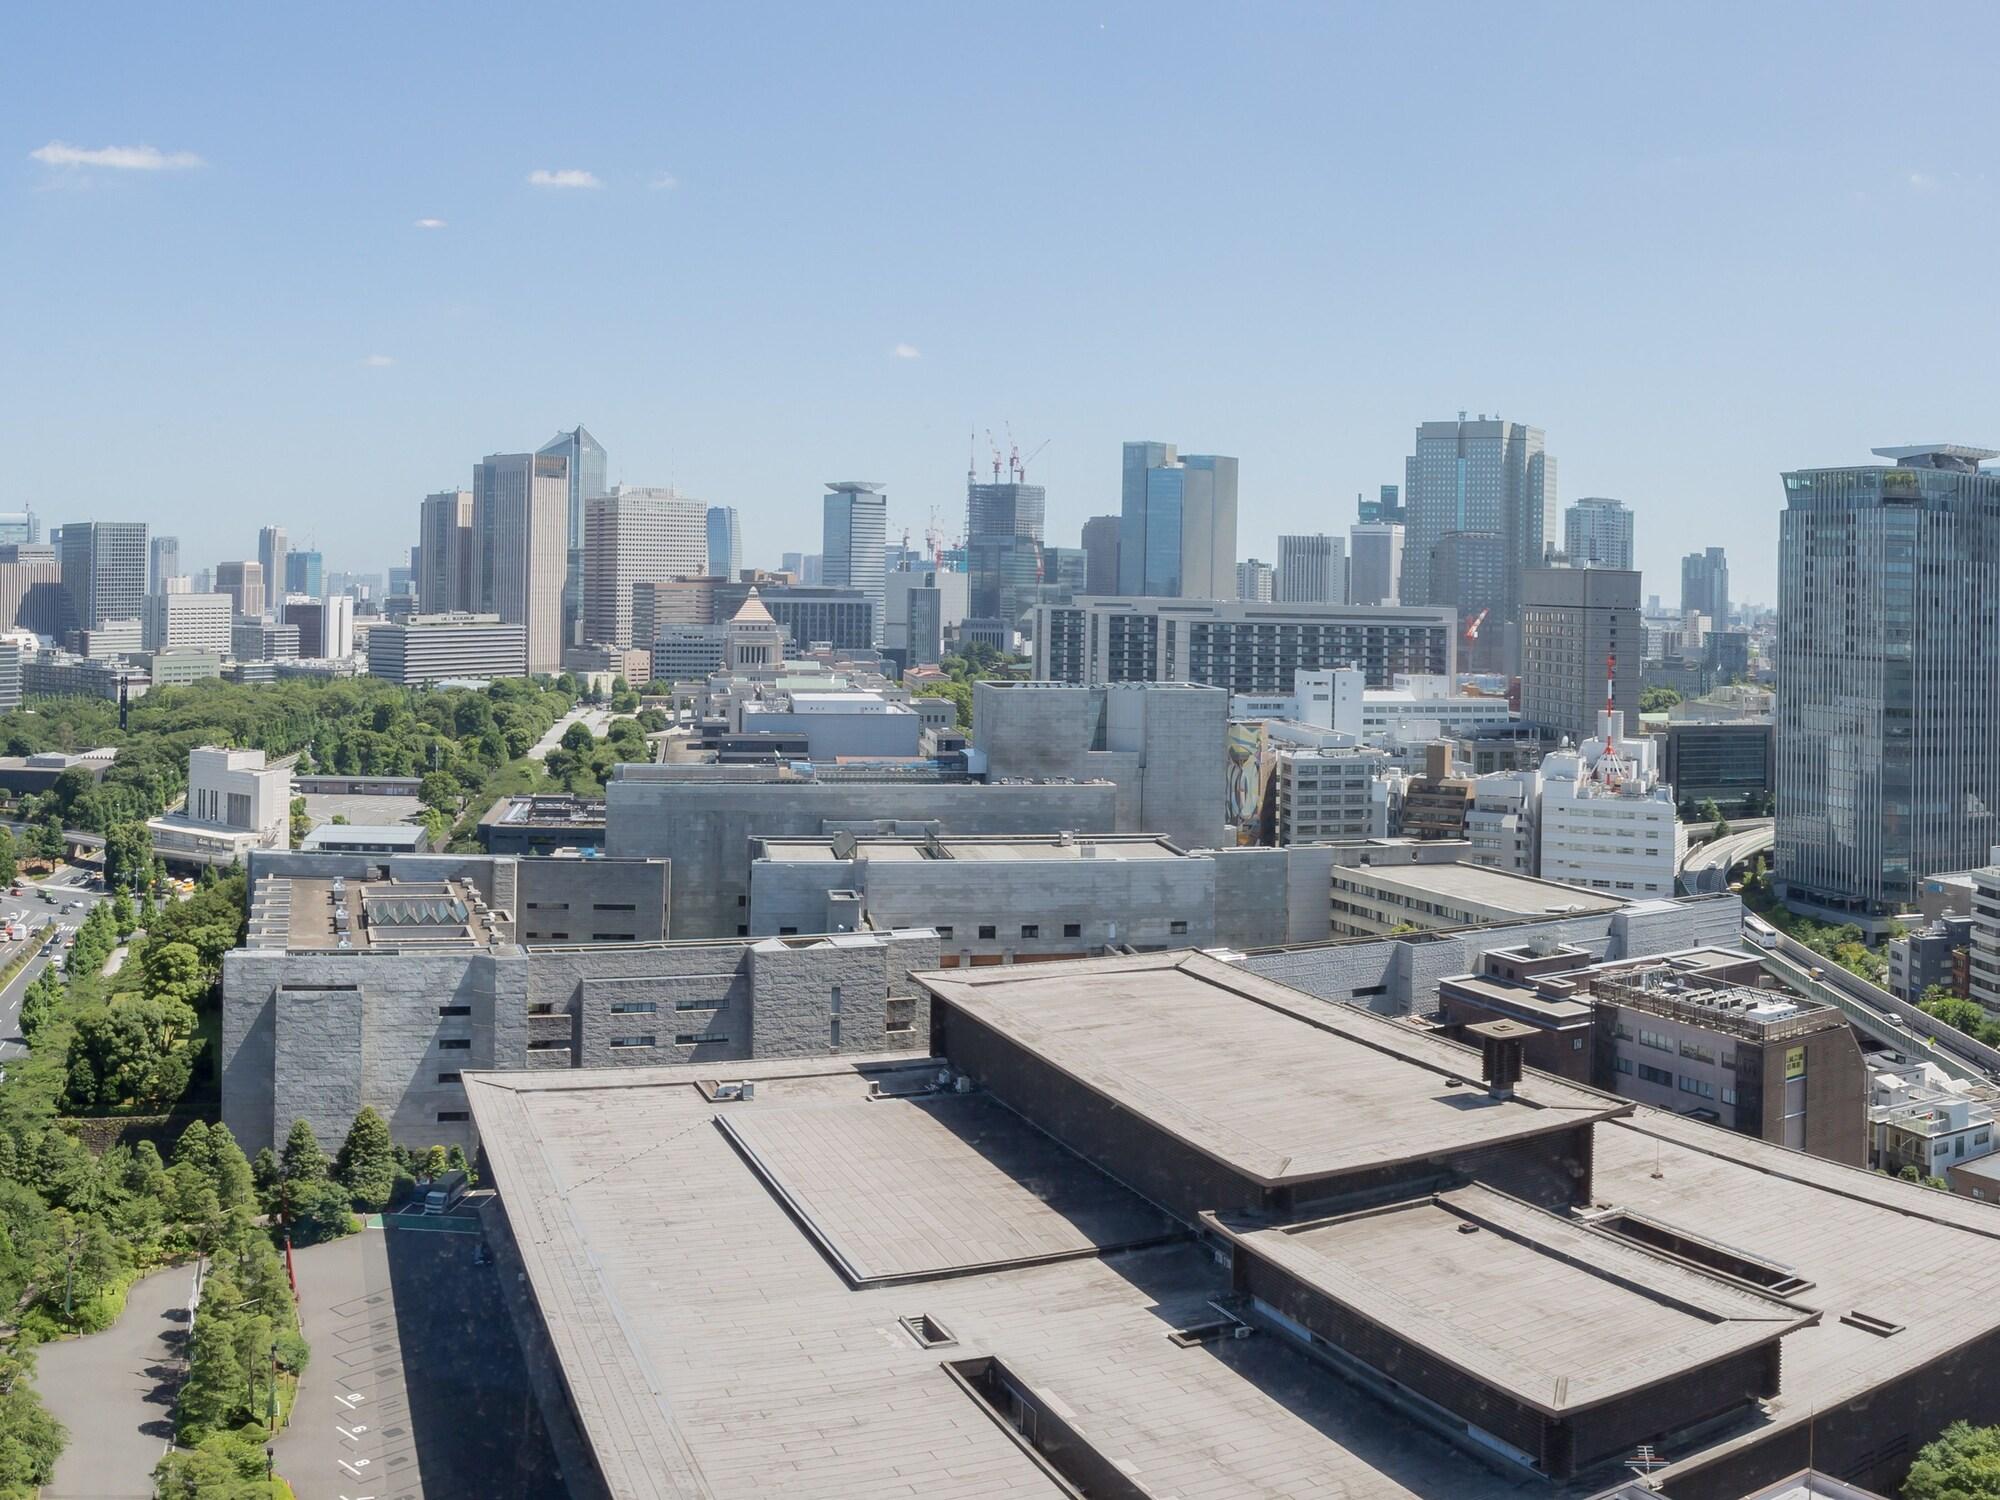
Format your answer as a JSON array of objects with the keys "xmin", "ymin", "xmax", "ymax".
[
  {"xmin": 1519, "ymin": 564, "xmax": 1641, "ymax": 742},
  {"xmin": 231, "ymin": 620, "xmax": 298, "ymax": 662},
  {"xmin": 1117, "ymin": 441, "xmax": 1238, "ymax": 599},
  {"xmin": 650, "ymin": 624, "xmax": 729, "ymax": 681},
  {"xmin": 605, "ymin": 761, "xmax": 1119, "ymax": 939},
  {"xmin": 1276, "ymin": 533, "xmax": 1344, "ymax": 604},
  {"xmin": 148, "ymin": 534, "xmax": 178, "ymax": 596},
  {"xmin": 284, "ymin": 549, "xmax": 323, "ymax": 598},
  {"xmin": 1329, "ymin": 859, "xmax": 1622, "ymax": 937},
  {"xmin": 141, "ymin": 651, "xmax": 223, "ymax": 687},
  {"xmin": 417, "ymin": 489, "xmax": 475, "ymax": 614},
  {"xmin": 1538, "ymin": 711, "xmax": 1685, "ymax": 899},
  {"xmin": 739, "ymin": 691, "xmax": 922, "ymax": 760},
  {"xmin": 749, "ymin": 832, "xmax": 1215, "ymax": 959},
  {"xmin": 1887, "ymin": 915, "xmax": 1971, "ymax": 1005},
  {"xmin": 1080, "ymin": 512, "xmax": 1120, "ymax": 593},
  {"xmin": 1428, "ymin": 528, "xmax": 1511, "ymax": 671},
  {"xmin": 365, "ymin": 613, "xmax": 528, "ymax": 684},
  {"xmin": 1465, "ymin": 766, "xmax": 1541, "ymax": 873},
  {"xmin": 711, "ymin": 582, "xmax": 875, "ymax": 655},
  {"xmin": 1035, "ymin": 596, "xmax": 1456, "ymax": 692},
  {"xmin": 477, "ymin": 794, "xmax": 607, "ymax": 856},
  {"xmin": 215, "ymin": 560, "xmax": 266, "ymax": 620},
  {"xmin": 147, "ymin": 746, "xmax": 292, "ymax": 867},
  {"xmin": 1682, "ymin": 545, "xmax": 1731, "ymax": 626},
  {"xmin": 972, "ymin": 680, "xmax": 1227, "ymax": 851},
  {"xmin": 1777, "ymin": 447, "xmax": 2000, "ymax": 926},
  {"xmin": 0, "ymin": 552, "xmax": 68, "ymax": 637},
  {"xmin": 1659, "ymin": 717, "xmax": 1774, "ymax": 813},
  {"xmin": 22, "ymin": 650, "xmax": 145, "ymax": 701},
  {"xmin": 474, "ymin": 450, "xmax": 569, "ymax": 674},
  {"xmin": 964, "ymin": 479, "xmax": 1044, "ymax": 635},
  {"xmin": 1401, "ymin": 741, "xmax": 1474, "ymax": 841},
  {"xmin": 821, "ymin": 482, "xmax": 887, "ymax": 645},
  {"xmin": 1347, "ymin": 520, "xmax": 1404, "ymax": 606},
  {"xmin": 1966, "ymin": 858, "xmax": 2000, "ymax": 1013},
  {"xmin": 1402, "ymin": 416, "xmax": 1556, "ymax": 637},
  {"xmin": 1270, "ymin": 743, "xmax": 1392, "ymax": 845},
  {"xmin": 464, "ymin": 941, "xmax": 2000, "ymax": 1500},
  {"xmin": 582, "ymin": 486, "xmax": 709, "ymax": 647},
  {"xmin": 58, "ymin": 520, "xmax": 147, "ymax": 630},
  {"xmin": 883, "ymin": 566, "xmax": 965, "ymax": 667},
  {"xmin": 1564, "ymin": 497, "xmax": 1635, "ymax": 569},
  {"xmin": 704, "ymin": 504, "xmax": 740, "ymax": 581},
  {"xmin": 283, "ymin": 595, "xmax": 354, "ymax": 659},
  {"xmin": 1234, "ymin": 557, "xmax": 1274, "ymax": 602}
]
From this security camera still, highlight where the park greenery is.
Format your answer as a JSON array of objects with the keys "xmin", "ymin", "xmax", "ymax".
[
  {"xmin": 910, "ymin": 642, "xmax": 1028, "ymax": 730},
  {"xmin": 1904, "ymin": 1419, "xmax": 2000, "ymax": 1499},
  {"xmin": 1739, "ymin": 863, "xmax": 1892, "ymax": 986},
  {"xmin": 1638, "ymin": 685, "xmax": 1682, "ymax": 714}
]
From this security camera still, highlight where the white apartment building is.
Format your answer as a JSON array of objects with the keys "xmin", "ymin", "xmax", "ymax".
[
  {"xmin": 143, "ymin": 591, "xmax": 232, "ymax": 656},
  {"xmin": 1537, "ymin": 711, "xmax": 1685, "ymax": 898},
  {"xmin": 1270, "ymin": 744, "xmax": 1394, "ymax": 845},
  {"xmin": 1229, "ymin": 668, "xmax": 1516, "ymax": 741},
  {"xmin": 1465, "ymin": 767, "xmax": 1540, "ymax": 874}
]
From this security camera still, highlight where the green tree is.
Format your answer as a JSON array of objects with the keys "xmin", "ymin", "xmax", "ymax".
[
  {"xmin": 420, "ymin": 1145, "xmax": 448, "ymax": 1181},
  {"xmin": 1639, "ymin": 686, "xmax": 1682, "ymax": 713},
  {"xmin": 287, "ymin": 1177, "xmax": 357, "ymax": 1246},
  {"xmin": 445, "ymin": 1143, "xmax": 471, "ymax": 1183},
  {"xmin": 0, "ymin": 828, "xmax": 18, "ymax": 888},
  {"xmin": 334, "ymin": 1107, "xmax": 397, "ymax": 1211},
  {"xmin": 288, "ymin": 795, "xmax": 309, "ymax": 847},
  {"xmin": 111, "ymin": 890, "xmax": 135, "ymax": 937},
  {"xmin": 417, "ymin": 770, "xmax": 460, "ymax": 813},
  {"xmin": 101, "ymin": 820, "xmax": 152, "ymax": 890},
  {"xmin": 279, "ymin": 1120, "xmax": 327, "ymax": 1186},
  {"xmin": 29, "ymin": 818, "xmax": 64, "ymax": 865},
  {"xmin": 560, "ymin": 720, "xmax": 597, "ymax": 755},
  {"xmin": 141, "ymin": 941, "xmax": 206, "ymax": 1007},
  {"xmin": 1905, "ymin": 1420, "xmax": 2000, "ymax": 1498}
]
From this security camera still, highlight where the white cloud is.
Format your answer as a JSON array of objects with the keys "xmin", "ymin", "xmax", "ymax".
[
  {"xmin": 528, "ymin": 168, "xmax": 602, "ymax": 189},
  {"xmin": 362, "ymin": 354, "xmax": 395, "ymax": 368},
  {"xmin": 891, "ymin": 342, "xmax": 921, "ymax": 360},
  {"xmin": 30, "ymin": 140, "xmax": 203, "ymax": 171},
  {"xmin": 1908, "ymin": 171, "xmax": 1941, "ymax": 192},
  {"xmin": 650, "ymin": 172, "xmax": 679, "ymax": 191},
  {"xmin": 414, "ymin": 217, "xmax": 447, "ymax": 229}
]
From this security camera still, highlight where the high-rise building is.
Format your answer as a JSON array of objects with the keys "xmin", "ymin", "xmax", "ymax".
[
  {"xmin": 1564, "ymin": 498, "xmax": 1635, "ymax": 570},
  {"xmin": 965, "ymin": 479, "xmax": 1045, "ymax": 632},
  {"xmin": 365, "ymin": 613, "xmax": 528, "ymax": 684},
  {"xmin": 284, "ymin": 550, "xmax": 323, "ymax": 599},
  {"xmin": 1401, "ymin": 417, "xmax": 1556, "ymax": 655},
  {"xmin": 1235, "ymin": 559, "xmax": 1275, "ymax": 602},
  {"xmin": 1682, "ymin": 546, "xmax": 1730, "ymax": 628},
  {"xmin": 214, "ymin": 561, "xmax": 266, "ymax": 620},
  {"xmin": 1428, "ymin": 530, "xmax": 1510, "ymax": 673},
  {"xmin": 582, "ymin": 486, "xmax": 709, "ymax": 647},
  {"xmin": 419, "ymin": 489, "xmax": 475, "ymax": 615},
  {"xmin": 148, "ymin": 535, "xmax": 179, "ymax": 596},
  {"xmin": 0, "ymin": 512, "xmax": 38, "ymax": 547},
  {"xmin": 539, "ymin": 426, "xmax": 609, "ymax": 646},
  {"xmin": 1518, "ymin": 564, "xmax": 1641, "ymax": 743},
  {"xmin": 59, "ymin": 521, "xmax": 147, "ymax": 630},
  {"xmin": 284, "ymin": 595, "xmax": 355, "ymax": 659},
  {"xmin": 1117, "ymin": 442, "xmax": 1237, "ymax": 599},
  {"xmin": 1776, "ymin": 445, "xmax": 2000, "ymax": 924},
  {"xmin": 143, "ymin": 592, "xmax": 232, "ymax": 655},
  {"xmin": 821, "ymin": 482, "xmax": 887, "ymax": 646},
  {"xmin": 1276, "ymin": 534, "xmax": 1344, "ymax": 604},
  {"xmin": 706, "ymin": 506, "xmax": 742, "ymax": 582},
  {"xmin": 1080, "ymin": 515, "xmax": 1120, "ymax": 594},
  {"xmin": 1358, "ymin": 485, "xmax": 1405, "ymax": 525},
  {"xmin": 473, "ymin": 452, "xmax": 570, "ymax": 674},
  {"xmin": 257, "ymin": 527, "xmax": 288, "ymax": 616},
  {"xmin": 1348, "ymin": 523, "xmax": 1405, "ymax": 607}
]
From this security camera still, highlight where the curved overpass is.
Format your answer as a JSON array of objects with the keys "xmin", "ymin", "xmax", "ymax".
[{"xmin": 1678, "ymin": 819, "xmax": 1773, "ymax": 894}]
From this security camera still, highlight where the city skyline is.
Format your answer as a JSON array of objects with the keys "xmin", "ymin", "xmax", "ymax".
[{"xmin": 14, "ymin": 6, "xmax": 2000, "ymax": 601}]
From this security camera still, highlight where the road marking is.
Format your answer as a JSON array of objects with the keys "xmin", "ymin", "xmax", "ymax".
[
  {"xmin": 338, "ymin": 1456, "xmax": 371, "ymax": 1475},
  {"xmin": 336, "ymin": 1422, "xmax": 368, "ymax": 1440},
  {"xmin": 336, "ymin": 1390, "xmax": 364, "ymax": 1408}
]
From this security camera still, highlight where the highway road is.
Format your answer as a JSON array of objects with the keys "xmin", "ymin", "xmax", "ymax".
[
  {"xmin": 526, "ymin": 706, "xmax": 613, "ymax": 763},
  {"xmin": 0, "ymin": 866, "xmax": 122, "ymax": 1060},
  {"xmin": 1678, "ymin": 819, "xmax": 1774, "ymax": 893}
]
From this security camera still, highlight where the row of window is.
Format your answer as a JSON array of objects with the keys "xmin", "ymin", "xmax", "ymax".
[{"xmin": 1615, "ymin": 1056, "xmax": 1739, "ymax": 1106}]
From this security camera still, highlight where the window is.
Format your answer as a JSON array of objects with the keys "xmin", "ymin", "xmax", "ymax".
[
  {"xmin": 439, "ymin": 1005, "xmax": 471, "ymax": 1017},
  {"xmin": 1020, "ymin": 924, "xmax": 1039, "ymax": 939},
  {"xmin": 674, "ymin": 997, "xmax": 722, "ymax": 1011},
  {"xmin": 610, "ymin": 1001, "xmax": 657, "ymax": 1015},
  {"xmin": 1721, "ymin": 1086, "xmax": 1737, "ymax": 1106},
  {"xmin": 1063, "ymin": 923, "xmax": 1082, "ymax": 939},
  {"xmin": 737, "ymin": 925, "xmax": 748, "ymax": 936},
  {"xmin": 593, "ymin": 902, "xmax": 636, "ymax": 912},
  {"xmin": 1571, "ymin": 1037, "xmax": 1585, "ymax": 1051},
  {"xmin": 610, "ymin": 1035, "xmax": 657, "ymax": 1049},
  {"xmin": 592, "ymin": 933, "xmax": 636, "ymax": 942},
  {"xmin": 1679, "ymin": 1041, "xmax": 1715, "ymax": 1064},
  {"xmin": 1638, "ymin": 1028, "xmax": 1673, "ymax": 1052},
  {"xmin": 886, "ymin": 998, "xmax": 915, "ymax": 1033},
  {"xmin": 1170, "ymin": 920, "xmax": 1188, "ymax": 935},
  {"xmin": 437, "ymin": 1110, "xmax": 469, "ymax": 1122},
  {"xmin": 528, "ymin": 1003, "xmax": 554, "ymax": 1016},
  {"xmin": 439, "ymin": 1038, "xmax": 471, "ymax": 1051},
  {"xmin": 779, "ymin": 926, "xmax": 798, "ymax": 936},
  {"xmin": 1614, "ymin": 1056, "xmax": 1634, "ymax": 1075},
  {"xmin": 1637, "ymin": 1062, "xmax": 1673, "ymax": 1086},
  {"xmin": 437, "ymin": 1072, "xmax": 461, "ymax": 1084},
  {"xmin": 1678, "ymin": 1075, "xmax": 1715, "ymax": 1099},
  {"xmin": 830, "ymin": 1017, "xmax": 841, "ymax": 1049},
  {"xmin": 936, "ymin": 925, "xmax": 953, "ymax": 940},
  {"xmin": 527, "ymin": 1039, "xmax": 568, "ymax": 1051},
  {"xmin": 978, "ymin": 925, "xmax": 996, "ymax": 940},
  {"xmin": 676, "ymin": 1032, "xmax": 728, "ymax": 1045}
]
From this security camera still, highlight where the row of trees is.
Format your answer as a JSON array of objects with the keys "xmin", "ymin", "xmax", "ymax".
[
  {"xmin": 255, "ymin": 1109, "xmax": 471, "ymax": 1237},
  {"xmin": 541, "ymin": 714, "xmax": 654, "ymax": 796}
]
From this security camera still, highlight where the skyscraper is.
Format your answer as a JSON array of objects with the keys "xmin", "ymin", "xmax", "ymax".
[
  {"xmin": 285, "ymin": 550, "xmax": 324, "ymax": 598},
  {"xmin": 1428, "ymin": 531, "xmax": 1510, "ymax": 673},
  {"xmin": 215, "ymin": 560, "xmax": 266, "ymax": 620},
  {"xmin": 965, "ymin": 478, "xmax": 1045, "ymax": 632},
  {"xmin": 1775, "ymin": 445, "xmax": 2000, "ymax": 923},
  {"xmin": 583, "ymin": 486, "xmax": 709, "ymax": 647},
  {"xmin": 1117, "ymin": 442, "xmax": 1238, "ymax": 599},
  {"xmin": 0, "ymin": 512, "xmax": 38, "ymax": 546},
  {"xmin": 1401, "ymin": 416, "xmax": 1556, "ymax": 649},
  {"xmin": 419, "ymin": 490, "xmax": 475, "ymax": 615},
  {"xmin": 1080, "ymin": 515, "xmax": 1120, "ymax": 594},
  {"xmin": 1348, "ymin": 523, "xmax": 1405, "ymax": 607},
  {"xmin": 258, "ymin": 527, "xmax": 288, "ymax": 617},
  {"xmin": 59, "ymin": 521, "xmax": 147, "ymax": 630},
  {"xmin": 539, "ymin": 426, "xmax": 609, "ymax": 647},
  {"xmin": 1519, "ymin": 564, "xmax": 1640, "ymax": 742},
  {"xmin": 706, "ymin": 506, "xmax": 742, "ymax": 582},
  {"xmin": 1564, "ymin": 498, "xmax": 1635, "ymax": 569},
  {"xmin": 1276, "ymin": 534, "xmax": 1344, "ymax": 604},
  {"xmin": 1681, "ymin": 547, "xmax": 1730, "ymax": 628},
  {"xmin": 473, "ymin": 452, "xmax": 570, "ymax": 674},
  {"xmin": 149, "ymin": 535, "xmax": 179, "ymax": 596},
  {"xmin": 1357, "ymin": 485, "xmax": 1405, "ymax": 525},
  {"xmin": 821, "ymin": 482, "xmax": 887, "ymax": 645},
  {"xmin": 1235, "ymin": 559, "xmax": 1275, "ymax": 602}
]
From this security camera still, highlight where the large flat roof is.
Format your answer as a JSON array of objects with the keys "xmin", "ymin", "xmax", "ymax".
[
  {"xmin": 1343, "ymin": 861, "xmax": 1625, "ymax": 915},
  {"xmin": 919, "ymin": 952, "xmax": 1628, "ymax": 1185},
  {"xmin": 756, "ymin": 834, "xmax": 1190, "ymax": 864}
]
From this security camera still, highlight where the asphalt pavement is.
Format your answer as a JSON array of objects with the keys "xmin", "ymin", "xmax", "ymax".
[
  {"xmin": 36, "ymin": 1263, "xmax": 199, "ymax": 1500},
  {"xmin": 526, "ymin": 706, "xmax": 613, "ymax": 762},
  {"xmin": 274, "ymin": 1216, "xmax": 564, "ymax": 1499}
]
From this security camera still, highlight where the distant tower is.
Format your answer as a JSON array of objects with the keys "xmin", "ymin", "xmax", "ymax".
[{"xmin": 821, "ymin": 482, "xmax": 887, "ymax": 646}]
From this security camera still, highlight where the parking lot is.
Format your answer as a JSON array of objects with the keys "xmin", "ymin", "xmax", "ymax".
[{"xmin": 275, "ymin": 1215, "xmax": 565, "ymax": 1499}]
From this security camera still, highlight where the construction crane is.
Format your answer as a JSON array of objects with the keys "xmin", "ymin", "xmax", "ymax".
[
  {"xmin": 983, "ymin": 428, "xmax": 1003, "ymax": 483},
  {"xmin": 1017, "ymin": 438, "xmax": 1050, "ymax": 481}
]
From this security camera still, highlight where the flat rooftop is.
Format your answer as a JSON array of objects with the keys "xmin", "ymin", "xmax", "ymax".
[
  {"xmin": 1343, "ymin": 861, "xmax": 1625, "ymax": 916},
  {"xmin": 1213, "ymin": 1184, "xmax": 1809, "ymax": 1418},
  {"xmin": 755, "ymin": 834, "xmax": 1190, "ymax": 864},
  {"xmin": 260, "ymin": 874, "xmax": 503, "ymax": 951},
  {"xmin": 921, "ymin": 952, "xmax": 1627, "ymax": 1185},
  {"xmin": 1439, "ymin": 971, "xmax": 1595, "ymax": 1023}
]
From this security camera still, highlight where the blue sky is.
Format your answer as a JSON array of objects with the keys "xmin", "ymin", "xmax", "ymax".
[{"xmin": 5, "ymin": 3, "xmax": 1996, "ymax": 603}]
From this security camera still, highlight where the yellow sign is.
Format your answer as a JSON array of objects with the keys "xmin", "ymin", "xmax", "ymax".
[{"xmin": 1785, "ymin": 1046, "xmax": 1806, "ymax": 1080}]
